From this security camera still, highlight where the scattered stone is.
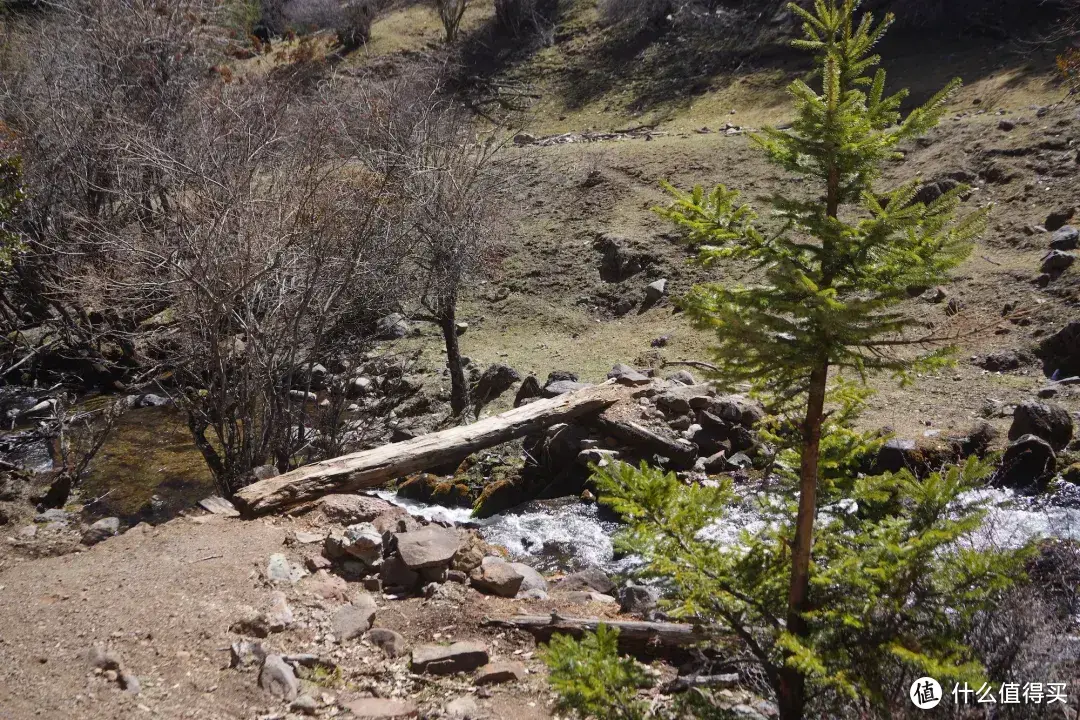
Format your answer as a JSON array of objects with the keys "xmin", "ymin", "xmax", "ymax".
[
  {"xmin": 470, "ymin": 557, "xmax": 525, "ymax": 597},
  {"xmin": 366, "ymin": 628, "xmax": 407, "ymax": 658},
  {"xmin": 563, "ymin": 590, "xmax": 619, "ymax": 604},
  {"xmin": 344, "ymin": 697, "xmax": 419, "ymax": 719},
  {"xmin": 258, "ymin": 655, "xmax": 299, "ymax": 700},
  {"xmin": 344, "ymin": 522, "xmax": 383, "ymax": 565},
  {"xmin": 997, "ymin": 434, "xmax": 1057, "ymax": 489},
  {"xmin": 1009, "ymin": 400, "xmax": 1074, "ymax": 451},
  {"xmin": 475, "ymin": 660, "xmax": 527, "ymax": 685},
  {"xmin": 81, "ymin": 517, "xmax": 119, "ymax": 546},
  {"xmin": 445, "ymin": 695, "xmax": 483, "ymax": 719},
  {"xmin": 645, "ymin": 279, "xmax": 668, "ymax": 302},
  {"xmin": 979, "ymin": 350, "xmax": 1023, "ymax": 372},
  {"xmin": 332, "ymin": 594, "xmax": 378, "ymax": 642},
  {"xmin": 619, "ymin": 583, "xmax": 660, "ymax": 615},
  {"xmin": 1045, "ymin": 207, "xmax": 1075, "ymax": 232},
  {"xmin": 411, "ymin": 641, "xmax": 490, "ymax": 675},
  {"xmin": 229, "ymin": 640, "xmax": 266, "ymax": 669},
  {"xmin": 265, "ymin": 553, "xmax": 306, "ymax": 584},
  {"xmin": 291, "ymin": 694, "xmax": 319, "ymax": 715},
  {"xmin": 395, "ymin": 526, "xmax": 462, "ymax": 570},
  {"xmin": 556, "ymin": 565, "xmax": 616, "ymax": 594},
  {"xmin": 1041, "ymin": 250, "xmax": 1076, "ymax": 274},
  {"xmin": 1050, "ymin": 226, "xmax": 1080, "ymax": 250},
  {"xmin": 607, "ymin": 363, "xmax": 650, "ymax": 386},
  {"xmin": 198, "ymin": 496, "xmax": 239, "ymax": 517},
  {"xmin": 87, "ymin": 645, "xmax": 121, "ymax": 671}
]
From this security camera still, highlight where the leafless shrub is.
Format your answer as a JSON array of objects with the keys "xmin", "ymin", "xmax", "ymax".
[
  {"xmin": 597, "ymin": 0, "xmax": 670, "ymax": 30},
  {"xmin": 337, "ymin": 1, "xmax": 375, "ymax": 49},
  {"xmin": 436, "ymin": 0, "xmax": 468, "ymax": 42},
  {"xmin": 494, "ymin": 0, "xmax": 556, "ymax": 42}
]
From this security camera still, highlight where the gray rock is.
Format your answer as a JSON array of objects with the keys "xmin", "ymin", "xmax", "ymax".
[
  {"xmin": 35, "ymin": 508, "xmax": 70, "ymax": 525},
  {"xmin": 344, "ymin": 697, "xmax": 419, "ymax": 718},
  {"xmin": 555, "ymin": 565, "xmax": 616, "ymax": 594},
  {"xmin": 380, "ymin": 554, "xmax": 420, "ymax": 590},
  {"xmin": 514, "ymin": 376, "xmax": 543, "ymax": 407},
  {"xmin": 332, "ymin": 594, "xmax": 378, "ymax": 641},
  {"xmin": 266, "ymin": 591, "xmax": 294, "ymax": 631},
  {"xmin": 229, "ymin": 640, "xmax": 266, "ymax": 669},
  {"xmin": 998, "ymin": 434, "xmax": 1057, "ymax": 489},
  {"xmin": 291, "ymin": 694, "xmax": 319, "ymax": 715},
  {"xmin": 1041, "ymin": 250, "xmax": 1076, "ymax": 274},
  {"xmin": 542, "ymin": 380, "xmax": 594, "ymax": 397},
  {"xmin": 376, "ymin": 313, "xmax": 409, "ymax": 339},
  {"xmin": 519, "ymin": 588, "xmax": 548, "ymax": 601},
  {"xmin": 87, "ymin": 645, "xmax": 121, "ymax": 671},
  {"xmin": 447, "ymin": 569, "xmax": 469, "ymax": 584},
  {"xmin": 1046, "ymin": 207, "xmax": 1075, "ymax": 232},
  {"xmin": 1009, "ymin": 400, "xmax": 1074, "ymax": 451},
  {"xmin": 394, "ymin": 526, "xmax": 463, "ymax": 570},
  {"xmin": 1038, "ymin": 320, "xmax": 1080, "ymax": 376},
  {"xmin": 367, "ymin": 627, "xmax": 407, "ymax": 658},
  {"xmin": 445, "ymin": 695, "xmax": 483, "ymax": 719},
  {"xmin": 513, "ymin": 132, "xmax": 537, "ymax": 145},
  {"xmin": 475, "ymin": 660, "xmax": 526, "ymax": 685},
  {"xmin": 265, "ymin": 553, "xmax": 305, "ymax": 584},
  {"xmin": 469, "ymin": 557, "xmax": 524, "ymax": 597},
  {"xmin": 509, "ymin": 563, "xmax": 547, "ymax": 594},
  {"xmin": 81, "ymin": 517, "xmax": 120, "ymax": 546},
  {"xmin": 411, "ymin": 641, "xmax": 490, "ymax": 675},
  {"xmin": 344, "ymin": 522, "xmax": 384, "ymax": 565},
  {"xmin": 607, "ymin": 363, "xmax": 650, "ymax": 386},
  {"xmin": 258, "ymin": 654, "xmax": 299, "ymax": 700},
  {"xmin": 645, "ymin": 279, "xmax": 668, "ymax": 302},
  {"xmin": 577, "ymin": 448, "xmax": 619, "ymax": 467},
  {"xmin": 349, "ymin": 376, "xmax": 374, "ymax": 397},
  {"xmin": 1050, "ymin": 226, "xmax": 1080, "ymax": 250},
  {"xmin": 619, "ymin": 584, "xmax": 660, "ymax": 615},
  {"xmin": 563, "ymin": 590, "xmax": 618, "ymax": 604},
  {"xmin": 134, "ymin": 393, "xmax": 170, "ymax": 408},
  {"xmin": 668, "ymin": 369, "xmax": 696, "ymax": 386}
]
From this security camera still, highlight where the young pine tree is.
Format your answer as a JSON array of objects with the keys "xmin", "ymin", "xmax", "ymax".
[{"xmin": 656, "ymin": 1, "xmax": 986, "ymax": 716}]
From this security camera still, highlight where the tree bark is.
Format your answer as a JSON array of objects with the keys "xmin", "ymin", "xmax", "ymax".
[
  {"xmin": 232, "ymin": 380, "xmax": 636, "ymax": 515},
  {"xmin": 441, "ymin": 306, "xmax": 469, "ymax": 416},
  {"xmin": 778, "ymin": 361, "xmax": 828, "ymax": 720}
]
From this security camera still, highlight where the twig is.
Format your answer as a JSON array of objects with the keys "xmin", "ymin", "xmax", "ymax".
[
  {"xmin": 665, "ymin": 360, "xmax": 721, "ymax": 373},
  {"xmin": 981, "ymin": 255, "xmax": 1002, "ymax": 266},
  {"xmin": 191, "ymin": 554, "xmax": 223, "ymax": 563}
]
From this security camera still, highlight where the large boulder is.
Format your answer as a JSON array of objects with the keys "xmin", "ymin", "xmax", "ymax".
[
  {"xmin": 469, "ymin": 557, "xmax": 524, "ymax": 597},
  {"xmin": 1009, "ymin": 400, "xmax": 1074, "ymax": 451},
  {"xmin": 542, "ymin": 380, "xmax": 594, "ymax": 397},
  {"xmin": 394, "ymin": 526, "xmax": 463, "ymax": 570},
  {"xmin": 319, "ymin": 494, "xmax": 400, "ymax": 524},
  {"xmin": 555, "ymin": 566, "xmax": 616, "ymax": 594},
  {"xmin": 1037, "ymin": 320, "xmax": 1080, "ymax": 377},
  {"xmin": 375, "ymin": 313, "xmax": 409, "ymax": 339},
  {"xmin": 509, "ymin": 563, "xmax": 548, "ymax": 594},
  {"xmin": 472, "ymin": 364, "xmax": 523, "ymax": 409},
  {"xmin": 411, "ymin": 642, "xmax": 489, "ymax": 675},
  {"xmin": 997, "ymin": 434, "xmax": 1056, "ymax": 490}
]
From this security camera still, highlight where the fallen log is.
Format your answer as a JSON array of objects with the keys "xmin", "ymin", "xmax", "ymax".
[
  {"xmin": 482, "ymin": 614, "xmax": 705, "ymax": 660},
  {"xmin": 233, "ymin": 380, "xmax": 637, "ymax": 516}
]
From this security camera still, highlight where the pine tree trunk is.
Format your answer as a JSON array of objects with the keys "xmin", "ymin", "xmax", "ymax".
[
  {"xmin": 441, "ymin": 306, "xmax": 469, "ymax": 416},
  {"xmin": 778, "ymin": 361, "xmax": 828, "ymax": 720}
]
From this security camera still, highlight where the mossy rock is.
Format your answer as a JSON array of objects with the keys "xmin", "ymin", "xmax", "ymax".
[
  {"xmin": 396, "ymin": 473, "xmax": 438, "ymax": 503},
  {"xmin": 430, "ymin": 480, "xmax": 472, "ymax": 507},
  {"xmin": 1063, "ymin": 463, "xmax": 1080, "ymax": 486},
  {"xmin": 472, "ymin": 479, "xmax": 524, "ymax": 519}
]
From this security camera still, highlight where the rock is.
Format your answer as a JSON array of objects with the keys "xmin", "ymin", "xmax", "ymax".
[
  {"xmin": 344, "ymin": 522, "xmax": 384, "ymax": 565},
  {"xmin": 607, "ymin": 363, "xmax": 650, "ymax": 386},
  {"xmin": 1063, "ymin": 463, "xmax": 1080, "ymax": 485},
  {"xmin": 555, "ymin": 565, "xmax": 616, "ymax": 594},
  {"xmin": 291, "ymin": 694, "xmax": 319, "ymax": 715},
  {"xmin": 546, "ymin": 370, "xmax": 579, "ymax": 383},
  {"xmin": 344, "ymin": 698, "xmax": 419, "ymax": 719},
  {"xmin": 509, "ymin": 563, "xmax": 548, "ymax": 594},
  {"xmin": 411, "ymin": 641, "xmax": 490, "ymax": 675},
  {"xmin": 376, "ymin": 313, "xmax": 409, "ymax": 339},
  {"xmin": 997, "ymin": 434, "xmax": 1056, "ymax": 489},
  {"xmin": 319, "ymin": 494, "xmax": 399, "ymax": 524},
  {"xmin": 473, "ymin": 364, "xmax": 523, "ymax": 409},
  {"xmin": 542, "ymin": 379, "xmax": 594, "ymax": 397},
  {"xmin": 1050, "ymin": 226, "xmax": 1080, "ymax": 250},
  {"xmin": 513, "ymin": 376, "xmax": 542, "ymax": 407},
  {"xmin": 81, "ymin": 517, "xmax": 120, "ymax": 546},
  {"xmin": 998, "ymin": 119, "xmax": 1015, "ymax": 131},
  {"xmin": 563, "ymin": 590, "xmax": 619, "ymax": 604},
  {"xmin": 349, "ymin": 376, "xmax": 374, "ymax": 397},
  {"xmin": 447, "ymin": 569, "xmax": 468, "ymax": 583},
  {"xmin": 445, "ymin": 696, "xmax": 483, "ymax": 719},
  {"xmin": 619, "ymin": 583, "xmax": 660, "ymax": 615},
  {"xmin": 266, "ymin": 591, "xmax": 294, "ymax": 631},
  {"xmin": 513, "ymin": 132, "xmax": 537, "ymax": 146},
  {"xmin": 36, "ymin": 508, "xmax": 70, "ymax": 525},
  {"xmin": 979, "ymin": 350, "xmax": 1024, "ymax": 372},
  {"xmin": 874, "ymin": 438, "xmax": 918, "ymax": 474},
  {"xmin": 1045, "ymin": 207, "xmax": 1075, "ymax": 232},
  {"xmin": 119, "ymin": 672, "xmax": 141, "ymax": 694},
  {"xmin": 332, "ymin": 594, "xmax": 379, "ymax": 641},
  {"xmin": 475, "ymin": 660, "xmax": 526, "ymax": 685},
  {"xmin": 651, "ymin": 334, "xmax": 670, "ymax": 347},
  {"xmin": 265, "ymin": 553, "xmax": 305, "ymax": 584},
  {"xmin": 258, "ymin": 655, "xmax": 299, "ymax": 700},
  {"xmin": 87, "ymin": 645, "xmax": 121, "ymax": 671},
  {"xmin": 725, "ymin": 451, "xmax": 753, "ymax": 470},
  {"xmin": 198, "ymin": 496, "xmax": 239, "ymax": 517},
  {"xmin": 577, "ymin": 448, "xmax": 619, "ymax": 467},
  {"xmin": 1038, "ymin": 321, "xmax": 1080, "ymax": 376},
  {"xmin": 921, "ymin": 286, "xmax": 947, "ymax": 303},
  {"xmin": 367, "ymin": 627, "xmax": 407, "ymax": 658},
  {"xmin": 702, "ymin": 450, "xmax": 729, "ymax": 473},
  {"xmin": 1041, "ymin": 250, "xmax": 1076, "ymax": 274},
  {"xmin": 229, "ymin": 640, "xmax": 266, "ymax": 669},
  {"xmin": 519, "ymin": 588, "xmax": 548, "ymax": 601},
  {"xmin": 1009, "ymin": 400, "xmax": 1074, "ymax": 451},
  {"xmin": 469, "ymin": 556, "xmax": 524, "ymax": 597},
  {"xmin": 645, "ymin": 279, "xmax": 668, "ymax": 303},
  {"xmin": 134, "ymin": 393, "xmax": 170, "ymax": 408},
  {"xmin": 395, "ymin": 526, "xmax": 463, "ymax": 570},
  {"xmin": 380, "ymin": 555, "xmax": 420, "ymax": 590},
  {"xmin": 668, "ymin": 369, "xmax": 696, "ymax": 386}
]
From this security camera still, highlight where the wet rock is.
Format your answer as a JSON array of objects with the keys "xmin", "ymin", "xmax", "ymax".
[
  {"xmin": 1009, "ymin": 400, "xmax": 1074, "ymax": 451},
  {"xmin": 81, "ymin": 517, "xmax": 119, "ymax": 546},
  {"xmin": 607, "ymin": 363, "xmax": 650, "ymax": 386},
  {"xmin": 332, "ymin": 594, "xmax": 378, "ymax": 641},
  {"xmin": 475, "ymin": 660, "xmax": 526, "ymax": 685},
  {"xmin": 395, "ymin": 526, "xmax": 463, "ymax": 570},
  {"xmin": 259, "ymin": 654, "xmax": 299, "ymax": 700},
  {"xmin": 997, "ymin": 434, "xmax": 1057, "ymax": 489},
  {"xmin": 619, "ymin": 583, "xmax": 660, "ymax": 615},
  {"xmin": 469, "ymin": 556, "xmax": 524, "ymax": 597},
  {"xmin": 1050, "ymin": 226, "xmax": 1080, "ymax": 250},
  {"xmin": 510, "ymin": 563, "xmax": 547, "ymax": 595},
  {"xmin": 1041, "ymin": 250, "xmax": 1076, "ymax": 274},
  {"xmin": 411, "ymin": 641, "xmax": 489, "ymax": 675},
  {"xmin": 555, "ymin": 565, "xmax": 616, "ymax": 594},
  {"xmin": 291, "ymin": 694, "xmax": 319, "ymax": 715},
  {"xmin": 367, "ymin": 628, "xmax": 407, "ymax": 658},
  {"xmin": 87, "ymin": 645, "xmax": 121, "ymax": 671},
  {"xmin": 345, "ymin": 698, "xmax": 419, "ymax": 719},
  {"xmin": 645, "ymin": 279, "xmax": 668, "ymax": 302}
]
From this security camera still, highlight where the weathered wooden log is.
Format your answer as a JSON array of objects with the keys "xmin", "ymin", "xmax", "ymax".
[
  {"xmin": 482, "ymin": 614, "xmax": 704, "ymax": 660},
  {"xmin": 233, "ymin": 381, "xmax": 636, "ymax": 516}
]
